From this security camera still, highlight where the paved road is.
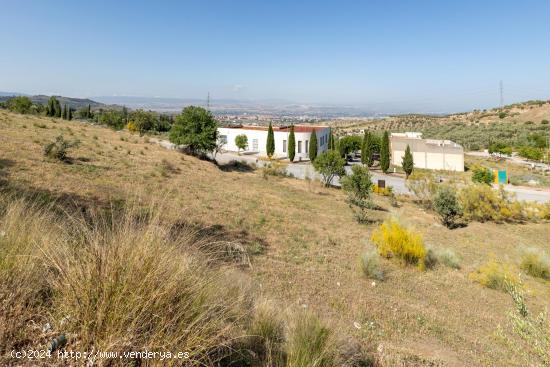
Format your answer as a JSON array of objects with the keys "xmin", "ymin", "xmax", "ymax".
[{"xmin": 214, "ymin": 152, "xmax": 550, "ymax": 203}]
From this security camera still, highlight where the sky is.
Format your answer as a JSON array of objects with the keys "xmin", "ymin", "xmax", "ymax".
[{"xmin": 1, "ymin": 0, "xmax": 550, "ymax": 112}]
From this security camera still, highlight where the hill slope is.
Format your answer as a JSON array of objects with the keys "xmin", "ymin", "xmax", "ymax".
[{"xmin": 1, "ymin": 110, "xmax": 549, "ymax": 366}]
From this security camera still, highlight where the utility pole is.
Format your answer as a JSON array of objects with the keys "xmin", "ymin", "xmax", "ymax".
[
  {"xmin": 499, "ymin": 80, "xmax": 504, "ymax": 108},
  {"xmin": 206, "ymin": 92, "xmax": 210, "ymax": 111}
]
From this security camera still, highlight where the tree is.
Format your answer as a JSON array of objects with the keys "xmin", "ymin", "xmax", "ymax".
[
  {"xmin": 128, "ymin": 109, "xmax": 157, "ymax": 135},
  {"xmin": 341, "ymin": 164, "xmax": 373, "ymax": 223},
  {"xmin": 402, "ymin": 144, "xmax": 414, "ymax": 178},
  {"xmin": 67, "ymin": 107, "xmax": 72, "ymax": 121},
  {"xmin": 380, "ymin": 131, "xmax": 390, "ymax": 173},
  {"xmin": 6, "ymin": 96, "xmax": 33, "ymax": 114},
  {"xmin": 46, "ymin": 96, "xmax": 61, "ymax": 117},
  {"xmin": 168, "ymin": 106, "xmax": 218, "ymax": 155},
  {"xmin": 312, "ymin": 150, "xmax": 346, "ymax": 187},
  {"xmin": 235, "ymin": 134, "xmax": 248, "ymax": 154},
  {"xmin": 266, "ymin": 122, "xmax": 275, "ymax": 158},
  {"xmin": 337, "ymin": 135, "xmax": 362, "ymax": 158},
  {"xmin": 54, "ymin": 98, "xmax": 61, "ymax": 118},
  {"xmin": 87, "ymin": 104, "xmax": 92, "ymax": 119},
  {"xmin": 62, "ymin": 104, "xmax": 68, "ymax": 120},
  {"xmin": 433, "ymin": 186, "xmax": 462, "ymax": 229},
  {"xmin": 361, "ymin": 131, "xmax": 374, "ymax": 166},
  {"xmin": 309, "ymin": 129, "xmax": 318, "ymax": 161},
  {"xmin": 328, "ymin": 128, "xmax": 335, "ymax": 150},
  {"xmin": 288, "ymin": 125, "xmax": 296, "ymax": 162}
]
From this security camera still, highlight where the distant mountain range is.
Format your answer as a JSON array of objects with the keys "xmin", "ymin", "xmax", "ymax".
[{"xmin": 0, "ymin": 92, "xmax": 104, "ymax": 110}]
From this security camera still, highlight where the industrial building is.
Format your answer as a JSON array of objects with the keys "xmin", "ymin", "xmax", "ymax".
[{"xmin": 390, "ymin": 132, "xmax": 464, "ymax": 172}]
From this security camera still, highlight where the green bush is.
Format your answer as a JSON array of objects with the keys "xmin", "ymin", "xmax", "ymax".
[
  {"xmin": 341, "ymin": 165, "xmax": 373, "ymax": 223},
  {"xmin": 433, "ymin": 186, "xmax": 462, "ymax": 228},
  {"xmin": 43, "ymin": 135, "xmax": 79, "ymax": 162},
  {"xmin": 312, "ymin": 150, "xmax": 346, "ymax": 187},
  {"xmin": 471, "ymin": 166, "xmax": 494, "ymax": 185},
  {"xmin": 519, "ymin": 247, "xmax": 550, "ymax": 280},
  {"xmin": 518, "ymin": 146, "xmax": 543, "ymax": 160}
]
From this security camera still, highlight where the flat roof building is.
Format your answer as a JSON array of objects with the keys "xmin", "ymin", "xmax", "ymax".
[
  {"xmin": 218, "ymin": 125, "xmax": 331, "ymax": 161},
  {"xmin": 390, "ymin": 132, "xmax": 464, "ymax": 172}
]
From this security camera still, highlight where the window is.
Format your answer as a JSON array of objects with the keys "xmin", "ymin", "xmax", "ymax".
[
  {"xmin": 219, "ymin": 135, "xmax": 227, "ymax": 144},
  {"xmin": 283, "ymin": 140, "xmax": 287, "ymax": 153},
  {"xmin": 252, "ymin": 139, "xmax": 258, "ymax": 151},
  {"xmin": 298, "ymin": 141, "xmax": 302, "ymax": 153},
  {"xmin": 305, "ymin": 140, "xmax": 309, "ymax": 153}
]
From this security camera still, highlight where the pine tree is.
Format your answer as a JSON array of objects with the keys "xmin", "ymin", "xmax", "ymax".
[
  {"xmin": 288, "ymin": 125, "xmax": 296, "ymax": 162},
  {"xmin": 328, "ymin": 128, "xmax": 335, "ymax": 150},
  {"xmin": 402, "ymin": 144, "xmax": 414, "ymax": 178},
  {"xmin": 266, "ymin": 122, "xmax": 275, "ymax": 158},
  {"xmin": 380, "ymin": 131, "xmax": 390, "ymax": 173},
  {"xmin": 309, "ymin": 129, "xmax": 318, "ymax": 161},
  {"xmin": 361, "ymin": 131, "xmax": 374, "ymax": 166},
  {"xmin": 62, "ymin": 104, "xmax": 67, "ymax": 120}
]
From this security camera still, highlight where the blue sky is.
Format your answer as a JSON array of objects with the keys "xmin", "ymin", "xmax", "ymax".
[{"xmin": 1, "ymin": 0, "xmax": 550, "ymax": 112}]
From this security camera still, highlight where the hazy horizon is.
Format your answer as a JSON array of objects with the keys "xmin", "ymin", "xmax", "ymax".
[{"xmin": 2, "ymin": 0, "xmax": 550, "ymax": 113}]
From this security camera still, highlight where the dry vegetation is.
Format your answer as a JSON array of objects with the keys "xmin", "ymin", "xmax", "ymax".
[{"xmin": 1, "ymin": 110, "xmax": 550, "ymax": 366}]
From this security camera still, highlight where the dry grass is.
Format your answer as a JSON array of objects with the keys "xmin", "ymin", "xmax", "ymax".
[{"xmin": 1, "ymin": 110, "xmax": 550, "ymax": 366}]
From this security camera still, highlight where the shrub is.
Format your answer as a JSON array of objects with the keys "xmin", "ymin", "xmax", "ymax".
[
  {"xmin": 286, "ymin": 311, "xmax": 336, "ymax": 367},
  {"xmin": 433, "ymin": 186, "xmax": 462, "ymax": 228},
  {"xmin": 312, "ymin": 150, "xmax": 346, "ymax": 187},
  {"xmin": 541, "ymin": 119, "xmax": 549, "ymax": 125},
  {"xmin": 471, "ymin": 166, "xmax": 494, "ymax": 184},
  {"xmin": 496, "ymin": 283, "xmax": 550, "ymax": 365},
  {"xmin": 341, "ymin": 165, "xmax": 373, "ymax": 223},
  {"xmin": 43, "ymin": 135, "xmax": 79, "ymax": 162},
  {"xmin": 405, "ymin": 171, "xmax": 438, "ymax": 209},
  {"xmin": 262, "ymin": 161, "xmax": 289, "ymax": 179},
  {"xmin": 5, "ymin": 96, "xmax": 33, "ymax": 114},
  {"xmin": 499, "ymin": 112, "xmax": 507, "ymax": 119},
  {"xmin": 518, "ymin": 146, "xmax": 543, "ymax": 161},
  {"xmin": 459, "ymin": 185, "xmax": 527, "ymax": 223},
  {"xmin": 371, "ymin": 218, "xmax": 427, "ymax": 269},
  {"xmin": 470, "ymin": 257, "xmax": 518, "ymax": 291},
  {"xmin": 360, "ymin": 250, "xmax": 384, "ymax": 280},
  {"xmin": 437, "ymin": 248, "xmax": 461, "ymax": 269},
  {"xmin": 519, "ymin": 247, "xmax": 550, "ymax": 280}
]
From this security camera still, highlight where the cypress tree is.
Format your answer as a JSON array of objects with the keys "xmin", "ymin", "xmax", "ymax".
[
  {"xmin": 87, "ymin": 104, "xmax": 91, "ymax": 118},
  {"xmin": 62, "ymin": 104, "xmax": 67, "ymax": 120},
  {"xmin": 328, "ymin": 128, "xmax": 335, "ymax": 150},
  {"xmin": 361, "ymin": 131, "xmax": 374, "ymax": 166},
  {"xmin": 68, "ymin": 107, "xmax": 72, "ymax": 121},
  {"xmin": 402, "ymin": 144, "xmax": 414, "ymax": 178},
  {"xmin": 380, "ymin": 131, "xmax": 390, "ymax": 173},
  {"xmin": 266, "ymin": 122, "xmax": 275, "ymax": 158},
  {"xmin": 288, "ymin": 125, "xmax": 296, "ymax": 162},
  {"xmin": 54, "ymin": 99, "xmax": 61, "ymax": 118},
  {"xmin": 309, "ymin": 129, "xmax": 318, "ymax": 161}
]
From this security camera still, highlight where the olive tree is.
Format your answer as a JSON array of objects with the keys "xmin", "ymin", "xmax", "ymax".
[
  {"xmin": 312, "ymin": 150, "xmax": 346, "ymax": 187},
  {"xmin": 235, "ymin": 134, "xmax": 248, "ymax": 155},
  {"xmin": 169, "ymin": 106, "xmax": 218, "ymax": 155}
]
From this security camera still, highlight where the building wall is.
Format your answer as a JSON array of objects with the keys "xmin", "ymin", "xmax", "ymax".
[
  {"xmin": 390, "ymin": 136, "xmax": 464, "ymax": 172},
  {"xmin": 218, "ymin": 127, "xmax": 330, "ymax": 160}
]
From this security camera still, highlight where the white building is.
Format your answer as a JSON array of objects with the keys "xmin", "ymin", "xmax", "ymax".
[
  {"xmin": 390, "ymin": 132, "xmax": 464, "ymax": 172},
  {"xmin": 218, "ymin": 125, "xmax": 331, "ymax": 161}
]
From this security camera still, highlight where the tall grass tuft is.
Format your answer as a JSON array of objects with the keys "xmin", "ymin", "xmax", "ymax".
[
  {"xmin": 519, "ymin": 247, "xmax": 550, "ymax": 280},
  {"xmin": 286, "ymin": 311, "xmax": 336, "ymax": 367},
  {"xmin": 470, "ymin": 257, "xmax": 519, "ymax": 291},
  {"xmin": 360, "ymin": 250, "xmax": 384, "ymax": 280}
]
